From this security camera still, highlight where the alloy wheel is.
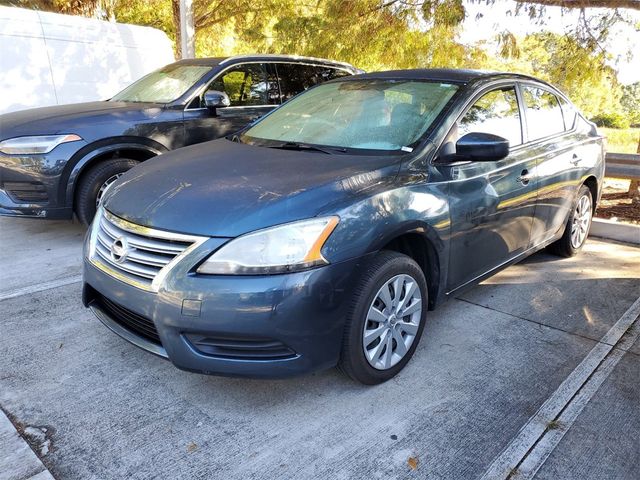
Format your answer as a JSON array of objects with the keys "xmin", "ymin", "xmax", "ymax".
[
  {"xmin": 570, "ymin": 194, "xmax": 592, "ymax": 249},
  {"xmin": 363, "ymin": 274, "xmax": 423, "ymax": 370},
  {"xmin": 96, "ymin": 173, "xmax": 124, "ymax": 207}
]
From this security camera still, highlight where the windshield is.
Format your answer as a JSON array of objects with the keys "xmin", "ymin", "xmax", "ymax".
[
  {"xmin": 110, "ymin": 64, "xmax": 211, "ymax": 103},
  {"xmin": 242, "ymin": 79, "xmax": 459, "ymax": 151}
]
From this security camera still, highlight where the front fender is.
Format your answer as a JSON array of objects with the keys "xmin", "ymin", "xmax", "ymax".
[
  {"xmin": 61, "ymin": 138, "xmax": 168, "ymax": 207},
  {"xmin": 322, "ymin": 184, "xmax": 451, "ymax": 304}
]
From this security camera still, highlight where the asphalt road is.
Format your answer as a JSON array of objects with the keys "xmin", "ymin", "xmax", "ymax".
[{"xmin": 1, "ymin": 217, "xmax": 639, "ymax": 480}]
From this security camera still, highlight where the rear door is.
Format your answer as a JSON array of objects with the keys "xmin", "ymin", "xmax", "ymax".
[
  {"xmin": 445, "ymin": 84, "xmax": 538, "ymax": 290},
  {"xmin": 182, "ymin": 63, "xmax": 279, "ymax": 146},
  {"xmin": 519, "ymin": 84, "xmax": 584, "ymax": 245}
]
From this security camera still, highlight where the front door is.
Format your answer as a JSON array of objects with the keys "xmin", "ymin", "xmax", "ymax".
[
  {"xmin": 445, "ymin": 85, "xmax": 538, "ymax": 291},
  {"xmin": 182, "ymin": 63, "xmax": 279, "ymax": 146}
]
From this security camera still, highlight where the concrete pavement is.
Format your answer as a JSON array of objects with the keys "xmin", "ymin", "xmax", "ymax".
[{"xmin": 0, "ymin": 217, "xmax": 638, "ymax": 479}]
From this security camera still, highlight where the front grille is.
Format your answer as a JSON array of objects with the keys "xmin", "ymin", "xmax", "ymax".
[
  {"xmin": 94, "ymin": 293, "xmax": 161, "ymax": 345},
  {"xmin": 90, "ymin": 210, "xmax": 206, "ymax": 291},
  {"xmin": 4, "ymin": 181, "xmax": 48, "ymax": 203},
  {"xmin": 185, "ymin": 333, "xmax": 297, "ymax": 360}
]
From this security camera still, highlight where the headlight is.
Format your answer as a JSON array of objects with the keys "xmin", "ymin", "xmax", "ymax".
[
  {"xmin": 197, "ymin": 216, "xmax": 339, "ymax": 275},
  {"xmin": 0, "ymin": 134, "xmax": 82, "ymax": 155}
]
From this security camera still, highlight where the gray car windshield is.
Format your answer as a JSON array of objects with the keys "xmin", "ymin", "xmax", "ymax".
[
  {"xmin": 243, "ymin": 80, "xmax": 459, "ymax": 151},
  {"xmin": 110, "ymin": 64, "xmax": 211, "ymax": 103}
]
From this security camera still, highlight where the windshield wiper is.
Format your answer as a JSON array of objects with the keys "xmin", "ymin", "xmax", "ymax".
[{"xmin": 269, "ymin": 142, "xmax": 346, "ymax": 154}]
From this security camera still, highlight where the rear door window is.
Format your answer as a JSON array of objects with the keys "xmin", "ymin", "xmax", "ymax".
[
  {"xmin": 275, "ymin": 63, "xmax": 352, "ymax": 102},
  {"xmin": 275, "ymin": 63, "xmax": 318, "ymax": 102},
  {"xmin": 522, "ymin": 86, "xmax": 565, "ymax": 141},
  {"xmin": 458, "ymin": 86, "xmax": 523, "ymax": 147}
]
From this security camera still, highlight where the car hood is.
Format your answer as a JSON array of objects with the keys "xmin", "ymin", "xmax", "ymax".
[
  {"xmin": 103, "ymin": 138, "xmax": 401, "ymax": 237},
  {"xmin": 0, "ymin": 101, "xmax": 161, "ymax": 138}
]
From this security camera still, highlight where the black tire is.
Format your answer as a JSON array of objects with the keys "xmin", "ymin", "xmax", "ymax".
[
  {"xmin": 338, "ymin": 250, "xmax": 428, "ymax": 385},
  {"xmin": 548, "ymin": 185, "xmax": 593, "ymax": 258},
  {"xmin": 75, "ymin": 158, "xmax": 139, "ymax": 225}
]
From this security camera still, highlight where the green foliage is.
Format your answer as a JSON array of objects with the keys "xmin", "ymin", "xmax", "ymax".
[
  {"xmin": 476, "ymin": 32, "xmax": 626, "ymax": 120},
  {"xmin": 421, "ymin": 0, "xmax": 466, "ymax": 28},
  {"xmin": 115, "ymin": 0, "xmax": 174, "ymax": 40},
  {"xmin": 599, "ymin": 127, "xmax": 640, "ymax": 154},
  {"xmin": 591, "ymin": 113, "xmax": 630, "ymax": 129},
  {"xmin": 620, "ymin": 82, "xmax": 640, "ymax": 127}
]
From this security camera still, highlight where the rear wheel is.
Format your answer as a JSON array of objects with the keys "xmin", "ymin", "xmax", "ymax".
[
  {"xmin": 75, "ymin": 158, "xmax": 139, "ymax": 225},
  {"xmin": 548, "ymin": 185, "xmax": 593, "ymax": 257},
  {"xmin": 338, "ymin": 251, "xmax": 427, "ymax": 384}
]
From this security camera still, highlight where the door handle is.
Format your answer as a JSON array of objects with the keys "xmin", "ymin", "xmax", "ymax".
[
  {"xmin": 517, "ymin": 169, "xmax": 532, "ymax": 185},
  {"xmin": 571, "ymin": 154, "xmax": 583, "ymax": 166}
]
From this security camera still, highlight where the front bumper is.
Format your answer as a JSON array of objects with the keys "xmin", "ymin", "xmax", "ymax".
[
  {"xmin": 0, "ymin": 188, "xmax": 72, "ymax": 218},
  {"xmin": 0, "ymin": 144, "xmax": 82, "ymax": 219},
  {"xmin": 83, "ymin": 254, "xmax": 365, "ymax": 378}
]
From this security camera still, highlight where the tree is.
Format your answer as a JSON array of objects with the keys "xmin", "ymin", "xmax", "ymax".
[
  {"xmin": 514, "ymin": 1, "xmax": 639, "ymax": 10},
  {"xmin": 6, "ymin": 0, "xmax": 637, "ymax": 126}
]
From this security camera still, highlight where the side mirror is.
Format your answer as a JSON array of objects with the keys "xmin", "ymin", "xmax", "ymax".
[
  {"xmin": 456, "ymin": 132, "xmax": 509, "ymax": 162},
  {"xmin": 204, "ymin": 90, "xmax": 231, "ymax": 110},
  {"xmin": 438, "ymin": 132, "xmax": 510, "ymax": 163}
]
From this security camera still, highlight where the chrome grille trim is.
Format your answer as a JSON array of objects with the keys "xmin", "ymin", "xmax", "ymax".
[{"xmin": 88, "ymin": 208, "xmax": 208, "ymax": 292}]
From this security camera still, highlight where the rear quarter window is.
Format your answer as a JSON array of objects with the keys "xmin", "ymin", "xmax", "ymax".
[{"xmin": 558, "ymin": 96, "xmax": 578, "ymax": 131}]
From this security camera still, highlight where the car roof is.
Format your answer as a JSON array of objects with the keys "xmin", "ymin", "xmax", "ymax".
[
  {"xmin": 343, "ymin": 68, "xmax": 548, "ymax": 86},
  {"xmin": 172, "ymin": 54, "xmax": 361, "ymax": 72}
]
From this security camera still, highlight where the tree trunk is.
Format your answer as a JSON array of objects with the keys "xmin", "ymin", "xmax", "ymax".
[{"xmin": 171, "ymin": 0, "xmax": 181, "ymax": 58}]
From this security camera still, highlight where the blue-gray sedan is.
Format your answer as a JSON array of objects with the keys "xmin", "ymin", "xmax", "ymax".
[{"xmin": 83, "ymin": 69, "xmax": 604, "ymax": 384}]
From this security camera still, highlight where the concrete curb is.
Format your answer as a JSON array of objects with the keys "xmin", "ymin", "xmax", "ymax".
[
  {"xmin": 590, "ymin": 218, "xmax": 640, "ymax": 245},
  {"xmin": 0, "ymin": 409, "xmax": 54, "ymax": 480}
]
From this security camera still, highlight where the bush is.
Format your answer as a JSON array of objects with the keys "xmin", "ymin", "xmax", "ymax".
[
  {"xmin": 599, "ymin": 128, "xmax": 640, "ymax": 154},
  {"xmin": 590, "ymin": 113, "xmax": 630, "ymax": 129}
]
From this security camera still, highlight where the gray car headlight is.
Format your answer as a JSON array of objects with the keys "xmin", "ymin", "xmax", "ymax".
[
  {"xmin": 197, "ymin": 216, "xmax": 339, "ymax": 275},
  {"xmin": 0, "ymin": 134, "xmax": 82, "ymax": 155}
]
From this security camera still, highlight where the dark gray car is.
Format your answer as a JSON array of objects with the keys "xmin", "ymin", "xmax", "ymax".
[
  {"xmin": 83, "ymin": 69, "xmax": 604, "ymax": 384},
  {"xmin": 0, "ymin": 54, "xmax": 360, "ymax": 223}
]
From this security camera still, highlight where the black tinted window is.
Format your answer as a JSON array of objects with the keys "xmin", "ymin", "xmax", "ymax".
[
  {"xmin": 459, "ymin": 87, "xmax": 522, "ymax": 146},
  {"xmin": 522, "ymin": 86, "xmax": 565, "ymax": 140},
  {"xmin": 275, "ymin": 64, "xmax": 351, "ymax": 102},
  {"xmin": 276, "ymin": 64, "xmax": 318, "ymax": 101},
  {"xmin": 315, "ymin": 66, "xmax": 351, "ymax": 82},
  {"xmin": 208, "ymin": 64, "xmax": 277, "ymax": 107}
]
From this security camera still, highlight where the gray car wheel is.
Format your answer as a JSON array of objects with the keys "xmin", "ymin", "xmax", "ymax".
[
  {"xmin": 548, "ymin": 184, "xmax": 594, "ymax": 258},
  {"xmin": 339, "ymin": 250, "xmax": 428, "ymax": 384}
]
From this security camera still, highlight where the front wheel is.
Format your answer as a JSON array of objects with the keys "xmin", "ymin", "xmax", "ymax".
[
  {"xmin": 75, "ymin": 158, "xmax": 139, "ymax": 225},
  {"xmin": 548, "ymin": 185, "xmax": 593, "ymax": 257},
  {"xmin": 338, "ymin": 251, "xmax": 428, "ymax": 384}
]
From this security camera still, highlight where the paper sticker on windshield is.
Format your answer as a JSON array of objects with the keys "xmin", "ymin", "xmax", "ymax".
[{"xmin": 401, "ymin": 146, "xmax": 413, "ymax": 152}]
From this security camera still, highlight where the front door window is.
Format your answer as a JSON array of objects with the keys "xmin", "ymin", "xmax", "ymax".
[
  {"xmin": 208, "ymin": 64, "xmax": 278, "ymax": 107},
  {"xmin": 459, "ymin": 87, "xmax": 523, "ymax": 146}
]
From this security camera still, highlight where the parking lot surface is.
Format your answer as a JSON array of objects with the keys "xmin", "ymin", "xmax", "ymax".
[{"xmin": 1, "ymin": 217, "xmax": 639, "ymax": 480}]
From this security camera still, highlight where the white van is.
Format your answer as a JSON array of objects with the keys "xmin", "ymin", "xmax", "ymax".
[{"xmin": 0, "ymin": 6, "xmax": 174, "ymax": 114}]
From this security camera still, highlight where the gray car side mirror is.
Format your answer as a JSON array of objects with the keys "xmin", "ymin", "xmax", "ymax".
[{"xmin": 204, "ymin": 90, "xmax": 231, "ymax": 111}]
